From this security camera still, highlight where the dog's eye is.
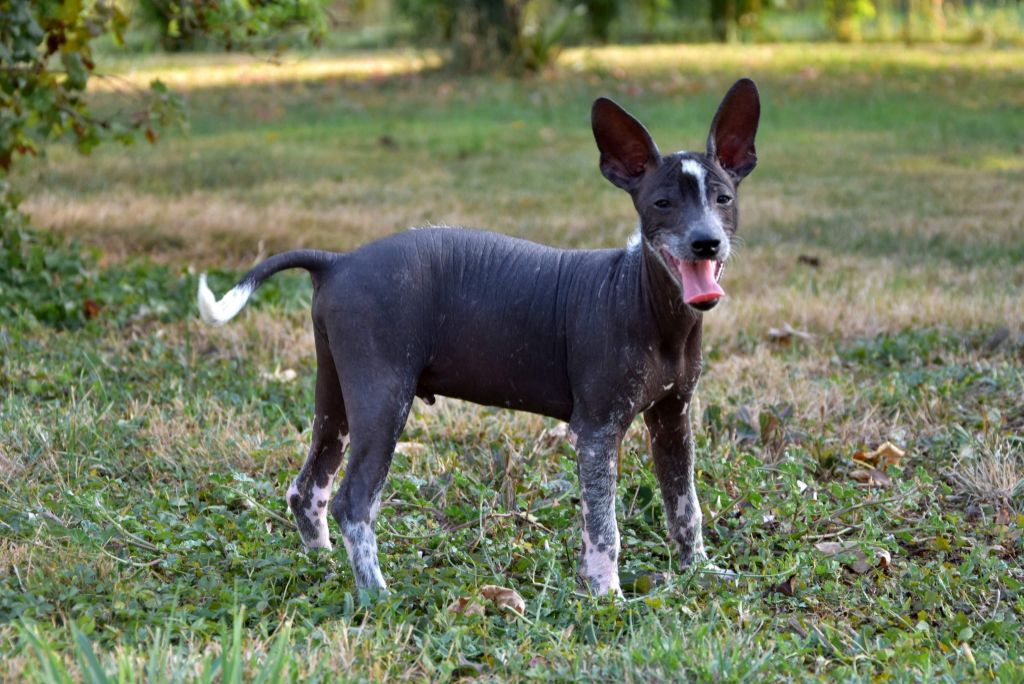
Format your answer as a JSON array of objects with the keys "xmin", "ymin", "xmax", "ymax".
[
  {"xmin": 653, "ymin": 199, "xmax": 672, "ymax": 209},
  {"xmin": 716, "ymin": 194, "xmax": 733, "ymax": 206}
]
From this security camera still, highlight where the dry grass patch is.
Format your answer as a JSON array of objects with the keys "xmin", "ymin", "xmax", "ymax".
[
  {"xmin": 712, "ymin": 247, "xmax": 1024, "ymax": 341},
  {"xmin": 91, "ymin": 50, "xmax": 442, "ymax": 92},
  {"xmin": 950, "ymin": 436, "xmax": 1024, "ymax": 507}
]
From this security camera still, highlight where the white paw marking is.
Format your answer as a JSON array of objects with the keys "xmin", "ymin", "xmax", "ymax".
[
  {"xmin": 581, "ymin": 492, "xmax": 620, "ymax": 595},
  {"xmin": 287, "ymin": 477, "xmax": 334, "ymax": 550},
  {"xmin": 341, "ymin": 520, "xmax": 387, "ymax": 590}
]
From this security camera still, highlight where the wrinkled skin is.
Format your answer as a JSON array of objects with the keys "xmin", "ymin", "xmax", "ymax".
[{"xmin": 203, "ymin": 79, "xmax": 761, "ymax": 595}]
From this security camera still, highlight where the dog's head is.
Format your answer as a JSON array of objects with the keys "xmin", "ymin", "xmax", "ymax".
[{"xmin": 592, "ymin": 79, "xmax": 760, "ymax": 312}]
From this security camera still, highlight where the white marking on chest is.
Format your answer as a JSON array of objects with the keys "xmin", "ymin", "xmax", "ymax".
[{"xmin": 626, "ymin": 227, "xmax": 642, "ymax": 252}]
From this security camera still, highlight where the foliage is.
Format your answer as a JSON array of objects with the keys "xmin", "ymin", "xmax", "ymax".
[
  {"xmin": 395, "ymin": 0, "xmax": 582, "ymax": 73},
  {"xmin": 134, "ymin": 0, "xmax": 331, "ymax": 52},
  {"xmin": 0, "ymin": 0, "xmax": 183, "ymax": 175},
  {"xmin": 710, "ymin": 0, "xmax": 763, "ymax": 42},
  {"xmin": 825, "ymin": 0, "xmax": 877, "ymax": 41},
  {"xmin": 579, "ymin": 0, "xmax": 622, "ymax": 42},
  {"xmin": 0, "ymin": 223, "xmax": 193, "ymax": 328},
  {"xmin": 0, "ymin": 0, "xmax": 329, "ymax": 230}
]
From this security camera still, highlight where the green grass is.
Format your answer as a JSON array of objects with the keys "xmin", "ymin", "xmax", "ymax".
[{"xmin": 3, "ymin": 43, "xmax": 1023, "ymax": 680}]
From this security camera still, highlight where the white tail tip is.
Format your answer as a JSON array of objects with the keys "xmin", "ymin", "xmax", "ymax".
[{"xmin": 197, "ymin": 273, "xmax": 253, "ymax": 325}]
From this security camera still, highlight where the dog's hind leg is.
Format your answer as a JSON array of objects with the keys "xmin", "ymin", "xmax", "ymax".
[
  {"xmin": 287, "ymin": 330, "xmax": 348, "ymax": 550},
  {"xmin": 330, "ymin": 367, "xmax": 416, "ymax": 592}
]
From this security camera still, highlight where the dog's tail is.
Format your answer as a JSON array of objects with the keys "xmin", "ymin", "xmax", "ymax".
[{"xmin": 197, "ymin": 249, "xmax": 335, "ymax": 325}]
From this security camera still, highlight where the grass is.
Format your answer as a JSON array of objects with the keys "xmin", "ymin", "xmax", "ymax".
[{"xmin": 2, "ymin": 43, "xmax": 1023, "ymax": 680}]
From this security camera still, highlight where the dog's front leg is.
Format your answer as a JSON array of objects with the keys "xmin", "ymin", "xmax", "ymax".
[
  {"xmin": 644, "ymin": 394, "xmax": 708, "ymax": 568},
  {"xmin": 573, "ymin": 426, "xmax": 624, "ymax": 596}
]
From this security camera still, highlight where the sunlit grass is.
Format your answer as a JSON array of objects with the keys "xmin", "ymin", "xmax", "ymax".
[{"xmin": 91, "ymin": 49, "xmax": 443, "ymax": 92}]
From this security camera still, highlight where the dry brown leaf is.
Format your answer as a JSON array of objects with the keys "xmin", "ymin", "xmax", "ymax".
[
  {"xmin": 814, "ymin": 541, "xmax": 850, "ymax": 556},
  {"xmin": 767, "ymin": 323, "xmax": 815, "ymax": 344},
  {"xmin": 853, "ymin": 441, "xmax": 906, "ymax": 470},
  {"xmin": 814, "ymin": 541, "xmax": 877, "ymax": 574},
  {"xmin": 995, "ymin": 506, "xmax": 1012, "ymax": 525},
  {"xmin": 848, "ymin": 557, "xmax": 872, "ymax": 575},
  {"xmin": 849, "ymin": 467, "xmax": 892, "ymax": 487},
  {"xmin": 479, "ymin": 584, "xmax": 526, "ymax": 615},
  {"xmin": 447, "ymin": 597, "xmax": 485, "ymax": 617},
  {"xmin": 772, "ymin": 574, "xmax": 798, "ymax": 597}
]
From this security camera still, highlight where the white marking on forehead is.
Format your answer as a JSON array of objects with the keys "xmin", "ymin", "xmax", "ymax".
[
  {"xmin": 680, "ymin": 159, "xmax": 709, "ymax": 210},
  {"xmin": 680, "ymin": 158, "xmax": 705, "ymax": 181}
]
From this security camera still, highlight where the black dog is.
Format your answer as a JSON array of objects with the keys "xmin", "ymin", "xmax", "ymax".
[{"xmin": 198, "ymin": 79, "xmax": 760, "ymax": 594}]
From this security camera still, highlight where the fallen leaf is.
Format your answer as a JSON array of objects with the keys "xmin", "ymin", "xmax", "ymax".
[
  {"xmin": 768, "ymin": 323, "xmax": 815, "ymax": 344},
  {"xmin": 447, "ymin": 597, "xmax": 485, "ymax": 617},
  {"xmin": 995, "ymin": 506, "xmax": 1011, "ymax": 525},
  {"xmin": 772, "ymin": 574, "xmax": 798, "ymax": 597},
  {"xmin": 479, "ymin": 584, "xmax": 526, "ymax": 614},
  {"xmin": 849, "ymin": 468, "xmax": 892, "ymax": 487},
  {"xmin": 814, "ymin": 541, "xmax": 878, "ymax": 574},
  {"xmin": 814, "ymin": 541, "xmax": 848, "ymax": 556},
  {"xmin": 875, "ymin": 548, "xmax": 892, "ymax": 569},
  {"xmin": 83, "ymin": 299, "xmax": 100, "ymax": 319},
  {"xmin": 848, "ymin": 557, "xmax": 872, "ymax": 575},
  {"xmin": 853, "ymin": 441, "xmax": 906, "ymax": 470}
]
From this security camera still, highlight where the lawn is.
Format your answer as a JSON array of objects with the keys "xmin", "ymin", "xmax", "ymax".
[{"xmin": 2, "ymin": 43, "xmax": 1023, "ymax": 681}]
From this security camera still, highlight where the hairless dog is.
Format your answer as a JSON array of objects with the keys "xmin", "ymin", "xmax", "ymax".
[{"xmin": 198, "ymin": 79, "xmax": 760, "ymax": 595}]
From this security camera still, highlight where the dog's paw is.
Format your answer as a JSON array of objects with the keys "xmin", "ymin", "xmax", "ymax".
[{"xmin": 577, "ymin": 572, "xmax": 623, "ymax": 599}]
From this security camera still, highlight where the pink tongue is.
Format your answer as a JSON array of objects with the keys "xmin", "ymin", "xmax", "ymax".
[{"xmin": 677, "ymin": 260, "xmax": 725, "ymax": 305}]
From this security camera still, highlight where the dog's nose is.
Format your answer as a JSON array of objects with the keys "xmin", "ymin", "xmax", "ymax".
[{"xmin": 690, "ymin": 236, "xmax": 721, "ymax": 259}]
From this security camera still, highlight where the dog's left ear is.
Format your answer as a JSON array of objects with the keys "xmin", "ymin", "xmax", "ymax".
[
  {"xmin": 707, "ymin": 78, "xmax": 760, "ymax": 182},
  {"xmin": 592, "ymin": 97, "xmax": 660, "ymax": 193}
]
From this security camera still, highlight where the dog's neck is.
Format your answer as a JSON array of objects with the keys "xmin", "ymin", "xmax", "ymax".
[{"xmin": 634, "ymin": 237, "xmax": 702, "ymax": 348}]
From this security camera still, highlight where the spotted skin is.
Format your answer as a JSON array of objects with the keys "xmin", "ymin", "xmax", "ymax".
[
  {"xmin": 574, "ymin": 427, "xmax": 624, "ymax": 594},
  {"xmin": 644, "ymin": 330, "xmax": 709, "ymax": 568},
  {"xmin": 287, "ymin": 334, "xmax": 348, "ymax": 551},
  {"xmin": 198, "ymin": 80, "xmax": 760, "ymax": 594}
]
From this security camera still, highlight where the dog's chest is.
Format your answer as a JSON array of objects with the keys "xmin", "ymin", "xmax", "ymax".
[{"xmin": 611, "ymin": 342, "xmax": 697, "ymax": 417}]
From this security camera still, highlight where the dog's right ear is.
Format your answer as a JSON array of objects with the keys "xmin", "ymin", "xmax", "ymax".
[{"xmin": 592, "ymin": 97, "xmax": 660, "ymax": 193}]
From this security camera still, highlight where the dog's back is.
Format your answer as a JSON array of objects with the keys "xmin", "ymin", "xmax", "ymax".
[{"xmin": 314, "ymin": 227, "xmax": 631, "ymax": 419}]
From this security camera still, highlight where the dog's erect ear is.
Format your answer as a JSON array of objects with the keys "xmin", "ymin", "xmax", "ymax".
[
  {"xmin": 707, "ymin": 78, "xmax": 760, "ymax": 182},
  {"xmin": 592, "ymin": 97, "xmax": 660, "ymax": 192}
]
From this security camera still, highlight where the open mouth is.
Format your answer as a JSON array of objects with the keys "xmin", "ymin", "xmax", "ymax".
[{"xmin": 659, "ymin": 249, "xmax": 725, "ymax": 311}]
